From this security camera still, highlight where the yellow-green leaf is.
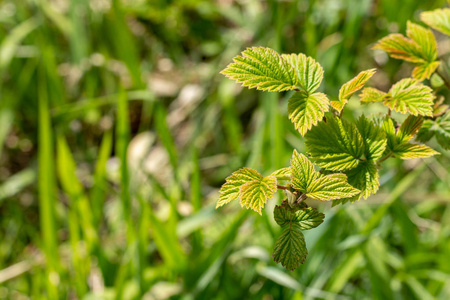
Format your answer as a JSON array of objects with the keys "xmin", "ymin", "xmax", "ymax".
[
  {"xmin": 384, "ymin": 78, "xmax": 435, "ymax": 116},
  {"xmin": 239, "ymin": 175, "xmax": 277, "ymax": 214},
  {"xmin": 216, "ymin": 168, "xmax": 262, "ymax": 208},
  {"xmin": 288, "ymin": 91, "xmax": 329, "ymax": 136},
  {"xmin": 421, "ymin": 8, "xmax": 450, "ymax": 36},
  {"xmin": 332, "ymin": 69, "xmax": 376, "ymax": 112},
  {"xmin": 360, "ymin": 87, "xmax": 387, "ymax": 103},
  {"xmin": 281, "ymin": 53, "xmax": 324, "ymax": 93},
  {"xmin": 221, "ymin": 47, "xmax": 298, "ymax": 92},
  {"xmin": 392, "ymin": 143, "xmax": 440, "ymax": 159}
]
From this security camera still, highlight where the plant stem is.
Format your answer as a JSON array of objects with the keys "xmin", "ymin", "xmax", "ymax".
[
  {"xmin": 277, "ymin": 185, "xmax": 289, "ymax": 190},
  {"xmin": 296, "ymin": 193, "xmax": 307, "ymax": 204},
  {"xmin": 378, "ymin": 152, "xmax": 393, "ymax": 164}
]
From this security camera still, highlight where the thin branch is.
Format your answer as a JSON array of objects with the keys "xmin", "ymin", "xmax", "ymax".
[
  {"xmin": 377, "ymin": 152, "xmax": 393, "ymax": 164},
  {"xmin": 277, "ymin": 185, "xmax": 289, "ymax": 190}
]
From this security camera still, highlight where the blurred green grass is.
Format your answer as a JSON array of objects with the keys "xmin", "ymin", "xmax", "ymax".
[{"xmin": 0, "ymin": 0, "xmax": 449, "ymax": 299}]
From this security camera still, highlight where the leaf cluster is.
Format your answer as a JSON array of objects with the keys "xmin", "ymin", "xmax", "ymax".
[{"xmin": 216, "ymin": 5, "xmax": 449, "ymax": 270}]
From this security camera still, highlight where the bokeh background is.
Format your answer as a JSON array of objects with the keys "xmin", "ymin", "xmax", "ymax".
[{"xmin": 1, "ymin": 0, "xmax": 450, "ymax": 299}]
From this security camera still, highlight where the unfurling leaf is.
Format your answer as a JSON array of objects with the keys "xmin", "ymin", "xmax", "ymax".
[
  {"xmin": 281, "ymin": 53, "xmax": 324, "ymax": 93},
  {"xmin": 221, "ymin": 47, "xmax": 298, "ymax": 92},
  {"xmin": 216, "ymin": 167, "xmax": 277, "ymax": 214},
  {"xmin": 272, "ymin": 223, "xmax": 307, "ymax": 271},
  {"xmin": 397, "ymin": 115, "xmax": 423, "ymax": 144},
  {"xmin": 331, "ymin": 69, "xmax": 376, "ymax": 112},
  {"xmin": 290, "ymin": 151, "xmax": 360, "ymax": 201},
  {"xmin": 288, "ymin": 91, "xmax": 329, "ymax": 136},
  {"xmin": 421, "ymin": 8, "xmax": 450, "ymax": 36},
  {"xmin": 383, "ymin": 78, "xmax": 435, "ymax": 116}
]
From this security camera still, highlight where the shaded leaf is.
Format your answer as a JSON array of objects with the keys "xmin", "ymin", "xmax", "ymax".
[
  {"xmin": 288, "ymin": 91, "xmax": 329, "ymax": 136},
  {"xmin": 397, "ymin": 115, "xmax": 423, "ymax": 144},
  {"xmin": 272, "ymin": 223, "xmax": 307, "ymax": 271}
]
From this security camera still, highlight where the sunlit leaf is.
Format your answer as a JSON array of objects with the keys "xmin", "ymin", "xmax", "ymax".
[
  {"xmin": 360, "ymin": 87, "xmax": 387, "ymax": 103},
  {"xmin": 383, "ymin": 78, "xmax": 434, "ymax": 116},
  {"xmin": 271, "ymin": 167, "xmax": 291, "ymax": 181},
  {"xmin": 288, "ymin": 91, "xmax": 329, "ymax": 136},
  {"xmin": 221, "ymin": 47, "xmax": 298, "ymax": 92},
  {"xmin": 239, "ymin": 175, "xmax": 277, "ymax": 214},
  {"xmin": 332, "ymin": 69, "xmax": 376, "ymax": 112},
  {"xmin": 305, "ymin": 117, "xmax": 364, "ymax": 171},
  {"xmin": 391, "ymin": 143, "xmax": 439, "ymax": 159},
  {"xmin": 421, "ymin": 8, "xmax": 450, "ymax": 36},
  {"xmin": 281, "ymin": 53, "xmax": 324, "ymax": 93},
  {"xmin": 216, "ymin": 168, "xmax": 262, "ymax": 208},
  {"xmin": 290, "ymin": 151, "xmax": 360, "ymax": 201}
]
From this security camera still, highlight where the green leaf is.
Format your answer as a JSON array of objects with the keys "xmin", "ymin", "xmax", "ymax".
[
  {"xmin": 216, "ymin": 168, "xmax": 262, "ymax": 208},
  {"xmin": 272, "ymin": 223, "xmax": 307, "ymax": 271},
  {"xmin": 379, "ymin": 116, "xmax": 397, "ymax": 151},
  {"xmin": 373, "ymin": 22, "xmax": 437, "ymax": 64},
  {"xmin": 305, "ymin": 117, "xmax": 364, "ymax": 171},
  {"xmin": 221, "ymin": 47, "xmax": 298, "ymax": 92},
  {"xmin": 290, "ymin": 150, "xmax": 318, "ymax": 192},
  {"xmin": 406, "ymin": 21, "xmax": 438, "ymax": 62},
  {"xmin": 345, "ymin": 160, "xmax": 380, "ymax": 200},
  {"xmin": 288, "ymin": 91, "xmax": 329, "ymax": 136},
  {"xmin": 383, "ymin": 78, "xmax": 435, "ymax": 116},
  {"xmin": 421, "ymin": 8, "xmax": 450, "ymax": 36},
  {"xmin": 360, "ymin": 87, "xmax": 387, "ymax": 103},
  {"xmin": 355, "ymin": 115, "xmax": 387, "ymax": 161},
  {"xmin": 417, "ymin": 111, "xmax": 450, "ymax": 149},
  {"xmin": 273, "ymin": 202, "xmax": 324, "ymax": 230},
  {"xmin": 391, "ymin": 143, "xmax": 439, "ymax": 159},
  {"xmin": 305, "ymin": 174, "xmax": 360, "ymax": 201},
  {"xmin": 296, "ymin": 206, "xmax": 325, "ymax": 230},
  {"xmin": 281, "ymin": 53, "xmax": 324, "ymax": 93},
  {"xmin": 412, "ymin": 61, "xmax": 440, "ymax": 81},
  {"xmin": 239, "ymin": 175, "xmax": 277, "ymax": 214},
  {"xmin": 271, "ymin": 167, "xmax": 291, "ymax": 181},
  {"xmin": 331, "ymin": 69, "xmax": 376, "ymax": 112},
  {"xmin": 397, "ymin": 115, "xmax": 423, "ymax": 144},
  {"xmin": 290, "ymin": 151, "xmax": 360, "ymax": 201}
]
